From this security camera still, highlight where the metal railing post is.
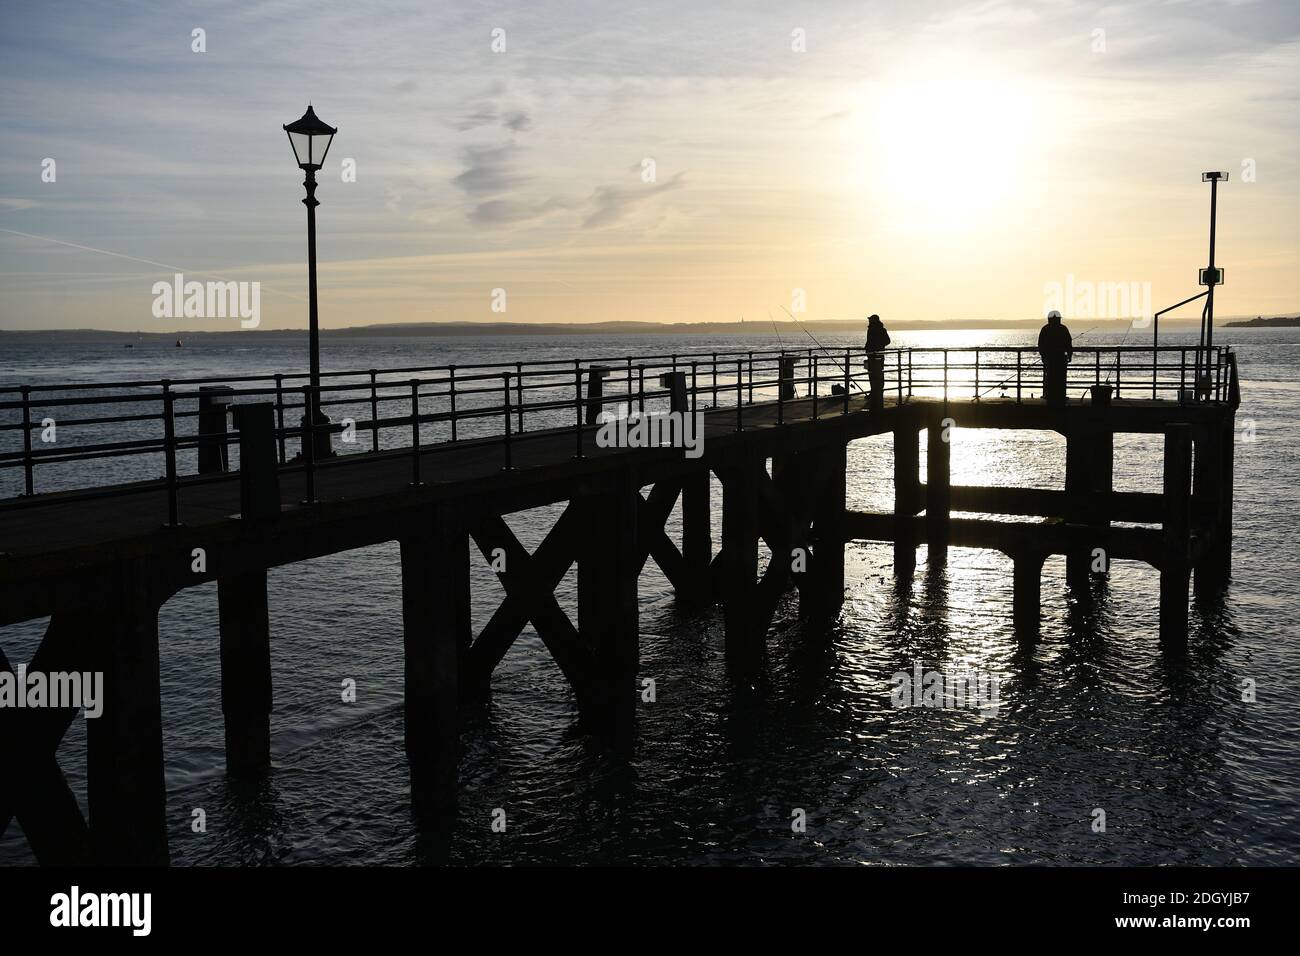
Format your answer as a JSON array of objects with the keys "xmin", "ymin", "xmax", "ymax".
[
  {"xmin": 162, "ymin": 380, "xmax": 179, "ymax": 526},
  {"xmin": 20, "ymin": 385, "xmax": 33, "ymax": 495},
  {"xmin": 812, "ymin": 355, "xmax": 819, "ymax": 420},
  {"xmin": 449, "ymin": 365, "xmax": 458, "ymax": 442},
  {"xmin": 1016, "ymin": 351, "xmax": 1022, "ymax": 404},
  {"xmin": 274, "ymin": 373, "xmax": 286, "ymax": 464},
  {"xmin": 502, "ymin": 373, "xmax": 513, "ymax": 472},
  {"xmin": 691, "ymin": 361, "xmax": 698, "ymax": 413},
  {"xmin": 974, "ymin": 348, "xmax": 980, "ymax": 400},
  {"xmin": 369, "ymin": 369, "xmax": 380, "ymax": 452},
  {"xmin": 516, "ymin": 361, "xmax": 524, "ymax": 434},
  {"xmin": 301, "ymin": 385, "xmax": 315, "ymax": 505},
  {"xmin": 843, "ymin": 348, "xmax": 851, "ymax": 413},
  {"xmin": 735, "ymin": 359, "xmax": 744, "ymax": 431},
  {"xmin": 410, "ymin": 379, "xmax": 423, "ymax": 485},
  {"xmin": 747, "ymin": 351, "xmax": 754, "ymax": 404},
  {"xmin": 777, "ymin": 352, "xmax": 785, "ymax": 426},
  {"xmin": 574, "ymin": 367, "xmax": 585, "ymax": 459}
]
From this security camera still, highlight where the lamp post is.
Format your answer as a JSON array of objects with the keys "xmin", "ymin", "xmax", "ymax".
[{"xmin": 284, "ymin": 105, "xmax": 337, "ymax": 456}]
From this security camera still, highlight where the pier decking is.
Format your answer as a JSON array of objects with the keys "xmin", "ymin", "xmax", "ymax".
[{"xmin": 0, "ymin": 345, "xmax": 1240, "ymax": 864}]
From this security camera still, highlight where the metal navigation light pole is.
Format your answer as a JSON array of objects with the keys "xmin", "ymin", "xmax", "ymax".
[
  {"xmin": 1150, "ymin": 171, "xmax": 1227, "ymax": 401},
  {"xmin": 283, "ymin": 105, "xmax": 338, "ymax": 453},
  {"xmin": 1200, "ymin": 170, "xmax": 1227, "ymax": 354}
]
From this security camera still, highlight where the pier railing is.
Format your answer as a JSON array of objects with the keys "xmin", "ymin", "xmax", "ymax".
[{"xmin": 0, "ymin": 345, "xmax": 1236, "ymax": 520}]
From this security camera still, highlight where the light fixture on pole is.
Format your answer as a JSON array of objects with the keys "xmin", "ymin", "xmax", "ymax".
[{"xmin": 284, "ymin": 105, "xmax": 337, "ymax": 457}]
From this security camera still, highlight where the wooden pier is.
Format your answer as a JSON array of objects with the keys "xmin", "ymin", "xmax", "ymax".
[{"xmin": 0, "ymin": 345, "xmax": 1240, "ymax": 864}]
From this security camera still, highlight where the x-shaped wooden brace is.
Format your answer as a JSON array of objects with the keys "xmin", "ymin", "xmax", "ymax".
[
  {"xmin": 707, "ymin": 451, "xmax": 839, "ymax": 637},
  {"xmin": 0, "ymin": 615, "xmax": 94, "ymax": 865},
  {"xmin": 461, "ymin": 479, "xmax": 685, "ymax": 702}
]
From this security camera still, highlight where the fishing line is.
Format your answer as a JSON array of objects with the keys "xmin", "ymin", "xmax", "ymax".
[{"xmin": 778, "ymin": 304, "xmax": 868, "ymax": 394}]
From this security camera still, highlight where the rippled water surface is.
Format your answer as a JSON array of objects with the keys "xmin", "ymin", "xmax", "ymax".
[{"xmin": 2, "ymin": 329, "xmax": 1297, "ymax": 865}]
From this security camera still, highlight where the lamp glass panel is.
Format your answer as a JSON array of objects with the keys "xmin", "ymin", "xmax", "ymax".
[{"xmin": 289, "ymin": 131, "xmax": 312, "ymax": 166}]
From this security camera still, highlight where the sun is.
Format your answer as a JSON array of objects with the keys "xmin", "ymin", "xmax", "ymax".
[{"xmin": 856, "ymin": 62, "xmax": 1040, "ymax": 232}]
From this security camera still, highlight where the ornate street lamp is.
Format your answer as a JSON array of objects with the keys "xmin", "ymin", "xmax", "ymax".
[{"xmin": 283, "ymin": 105, "xmax": 337, "ymax": 456}]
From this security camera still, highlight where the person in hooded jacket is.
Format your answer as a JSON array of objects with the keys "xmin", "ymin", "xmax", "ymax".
[{"xmin": 865, "ymin": 314, "xmax": 891, "ymax": 411}]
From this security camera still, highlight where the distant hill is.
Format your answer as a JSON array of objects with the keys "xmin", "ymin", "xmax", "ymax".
[
  {"xmin": 0, "ymin": 316, "xmax": 1215, "ymax": 343},
  {"xmin": 1224, "ymin": 315, "xmax": 1300, "ymax": 328}
]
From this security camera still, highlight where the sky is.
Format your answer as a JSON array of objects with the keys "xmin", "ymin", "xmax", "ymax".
[{"xmin": 0, "ymin": 0, "xmax": 1297, "ymax": 331}]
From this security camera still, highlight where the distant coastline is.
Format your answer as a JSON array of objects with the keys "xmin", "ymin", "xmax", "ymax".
[
  {"xmin": 0, "ymin": 315, "xmax": 1241, "ymax": 343},
  {"xmin": 1224, "ymin": 315, "xmax": 1300, "ymax": 328}
]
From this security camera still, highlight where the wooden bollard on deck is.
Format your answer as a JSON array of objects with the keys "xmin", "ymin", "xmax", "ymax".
[
  {"xmin": 197, "ymin": 385, "xmax": 234, "ymax": 474},
  {"xmin": 585, "ymin": 366, "xmax": 612, "ymax": 425}
]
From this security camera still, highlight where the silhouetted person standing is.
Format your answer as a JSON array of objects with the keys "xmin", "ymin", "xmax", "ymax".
[
  {"xmin": 1038, "ymin": 310, "xmax": 1073, "ymax": 406},
  {"xmin": 865, "ymin": 313, "xmax": 891, "ymax": 412}
]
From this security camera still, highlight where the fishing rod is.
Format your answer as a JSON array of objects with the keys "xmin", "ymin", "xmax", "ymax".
[
  {"xmin": 975, "ymin": 322, "xmax": 1105, "ymax": 400},
  {"xmin": 767, "ymin": 310, "xmax": 797, "ymax": 398},
  {"xmin": 778, "ymin": 304, "xmax": 868, "ymax": 394}
]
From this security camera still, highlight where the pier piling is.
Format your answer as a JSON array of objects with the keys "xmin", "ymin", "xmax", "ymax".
[
  {"xmin": 1160, "ymin": 425, "xmax": 1193, "ymax": 643},
  {"xmin": 401, "ymin": 512, "xmax": 466, "ymax": 813},
  {"xmin": 85, "ymin": 561, "xmax": 169, "ymax": 865},
  {"xmin": 219, "ymin": 572, "xmax": 272, "ymax": 776}
]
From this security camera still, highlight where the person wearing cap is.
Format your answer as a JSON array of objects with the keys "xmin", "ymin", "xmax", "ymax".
[
  {"xmin": 1037, "ymin": 310, "xmax": 1073, "ymax": 406},
  {"xmin": 864, "ymin": 314, "xmax": 891, "ymax": 411}
]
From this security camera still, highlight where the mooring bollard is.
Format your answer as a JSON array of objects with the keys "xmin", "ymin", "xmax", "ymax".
[
  {"xmin": 197, "ymin": 385, "xmax": 234, "ymax": 474},
  {"xmin": 231, "ymin": 403, "xmax": 280, "ymax": 521},
  {"xmin": 658, "ymin": 370, "xmax": 687, "ymax": 415},
  {"xmin": 586, "ymin": 366, "xmax": 611, "ymax": 425}
]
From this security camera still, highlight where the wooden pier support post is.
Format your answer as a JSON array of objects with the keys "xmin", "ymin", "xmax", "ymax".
[
  {"xmin": 1193, "ymin": 420, "xmax": 1234, "ymax": 595},
  {"xmin": 1160, "ymin": 425, "xmax": 1193, "ymax": 643},
  {"xmin": 1012, "ymin": 549, "xmax": 1045, "ymax": 638},
  {"xmin": 1065, "ymin": 427, "xmax": 1113, "ymax": 588},
  {"xmin": 893, "ymin": 420, "xmax": 921, "ymax": 577},
  {"xmin": 680, "ymin": 469, "xmax": 712, "ymax": 601},
  {"xmin": 926, "ymin": 415, "xmax": 951, "ymax": 558},
  {"xmin": 218, "ymin": 573, "xmax": 272, "ymax": 776},
  {"xmin": 86, "ymin": 560, "xmax": 169, "ymax": 865},
  {"xmin": 401, "ymin": 509, "xmax": 469, "ymax": 813},
  {"xmin": 581, "ymin": 468, "xmax": 641, "ymax": 738},
  {"xmin": 721, "ymin": 452, "xmax": 763, "ymax": 673},
  {"xmin": 810, "ymin": 442, "xmax": 847, "ymax": 613}
]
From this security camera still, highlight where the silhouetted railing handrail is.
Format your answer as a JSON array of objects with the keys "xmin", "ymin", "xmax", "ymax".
[{"xmin": 0, "ymin": 345, "xmax": 1235, "ymax": 522}]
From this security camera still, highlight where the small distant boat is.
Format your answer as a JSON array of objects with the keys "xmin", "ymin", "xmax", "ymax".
[
  {"xmin": 124, "ymin": 343, "xmax": 134, "ymax": 348},
  {"xmin": 175, "ymin": 339, "xmax": 183, "ymax": 348}
]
